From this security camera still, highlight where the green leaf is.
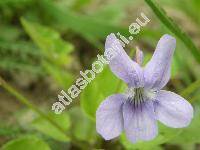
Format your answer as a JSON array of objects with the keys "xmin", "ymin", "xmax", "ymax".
[
  {"xmin": 32, "ymin": 112, "xmax": 71, "ymax": 142},
  {"xmin": 20, "ymin": 18, "xmax": 75, "ymax": 88},
  {"xmin": 80, "ymin": 78, "xmax": 104, "ymax": 120},
  {"xmin": 2, "ymin": 135, "xmax": 51, "ymax": 150},
  {"xmin": 56, "ymin": 0, "xmax": 91, "ymax": 10},
  {"xmin": 40, "ymin": 0, "xmax": 130, "ymax": 49},
  {"xmin": 89, "ymin": 0, "xmax": 136, "ymax": 24},
  {"xmin": 68, "ymin": 107, "xmax": 97, "ymax": 143},
  {"xmin": 0, "ymin": 25, "xmax": 22, "ymax": 41},
  {"xmin": 120, "ymin": 133, "xmax": 163, "ymax": 150},
  {"xmin": 43, "ymin": 62, "xmax": 74, "ymax": 89},
  {"xmin": 170, "ymin": 106, "xmax": 200, "ymax": 144},
  {"xmin": 80, "ymin": 66, "xmax": 126, "ymax": 120},
  {"xmin": 0, "ymin": 40, "xmax": 43, "ymax": 74},
  {"xmin": 0, "ymin": 0, "xmax": 32, "ymax": 6},
  {"xmin": 0, "ymin": 124, "xmax": 21, "ymax": 137},
  {"xmin": 20, "ymin": 17, "xmax": 74, "ymax": 66},
  {"xmin": 121, "ymin": 134, "xmax": 163, "ymax": 150},
  {"xmin": 145, "ymin": 0, "xmax": 200, "ymax": 63}
]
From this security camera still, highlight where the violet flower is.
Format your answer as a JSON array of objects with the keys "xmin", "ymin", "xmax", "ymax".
[{"xmin": 96, "ymin": 33, "xmax": 193, "ymax": 143}]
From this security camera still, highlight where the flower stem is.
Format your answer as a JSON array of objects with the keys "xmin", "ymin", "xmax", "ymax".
[
  {"xmin": 145, "ymin": 0, "xmax": 200, "ymax": 63},
  {"xmin": 0, "ymin": 76, "xmax": 67, "ymax": 136},
  {"xmin": 0, "ymin": 76, "xmax": 96, "ymax": 148}
]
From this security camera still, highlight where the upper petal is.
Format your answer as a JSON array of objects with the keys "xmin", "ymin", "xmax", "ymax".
[
  {"xmin": 144, "ymin": 34, "xmax": 176, "ymax": 90},
  {"xmin": 105, "ymin": 33, "xmax": 144, "ymax": 87},
  {"xmin": 154, "ymin": 90, "xmax": 193, "ymax": 128},
  {"xmin": 96, "ymin": 94, "xmax": 125, "ymax": 140},
  {"xmin": 123, "ymin": 101, "xmax": 158, "ymax": 143}
]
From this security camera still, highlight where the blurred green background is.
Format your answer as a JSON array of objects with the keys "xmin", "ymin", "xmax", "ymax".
[{"xmin": 1, "ymin": 0, "xmax": 200, "ymax": 149}]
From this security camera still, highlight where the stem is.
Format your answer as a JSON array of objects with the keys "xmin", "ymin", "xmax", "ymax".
[
  {"xmin": 0, "ymin": 77, "xmax": 67, "ymax": 136},
  {"xmin": 0, "ymin": 77, "xmax": 90, "ymax": 148},
  {"xmin": 145, "ymin": 0, "xmax": 200, "ymax": 63}
]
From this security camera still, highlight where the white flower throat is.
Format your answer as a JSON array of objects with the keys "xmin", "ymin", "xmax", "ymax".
[{"xmin": 126, "ymin": 87, "xmax": 157, "ymax": 106}]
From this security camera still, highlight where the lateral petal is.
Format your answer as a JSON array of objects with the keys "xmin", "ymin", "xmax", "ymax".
[
  {"xmin": 96, "ymin": 94, "xmax": 125, "ymax": 140},
  {"xmin": 155, "ymin": 90, "xmax": 193, "ymax": 128}
]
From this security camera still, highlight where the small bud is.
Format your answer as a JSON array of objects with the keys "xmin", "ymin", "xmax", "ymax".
[{"xmin": 135, "ymin": 46, "xmax": 143, "ymax": 65}]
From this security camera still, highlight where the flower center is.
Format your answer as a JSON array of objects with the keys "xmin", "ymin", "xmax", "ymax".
[
  {"xmin": 126, "ymin": 87, "xmax": 144, "ymax": 106},
  {"xmin": 125, "ymin": 87, "xmax": 157, "ymax": 106}
]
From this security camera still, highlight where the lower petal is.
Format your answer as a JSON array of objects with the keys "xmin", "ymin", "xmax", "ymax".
[
  {"xmin": 96, "ymin": 94, "xmax": 125, "ymax": 140},
  {"xmin": 155, "ymin": 90, "xmax": 193, "ymax": 128},
  {"xmin": 123, "ymin": 101, "xmax": 158, "ymax": 143}
]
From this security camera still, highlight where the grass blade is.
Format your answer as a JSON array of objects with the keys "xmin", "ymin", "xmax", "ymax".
[{"xmin": 145, "ymin": 0, "xmax": 200, "ymax": 63}]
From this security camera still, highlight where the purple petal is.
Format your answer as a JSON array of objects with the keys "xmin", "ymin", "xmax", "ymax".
[
  {"xmin": 144, "ymin": 34, "xmax": 176, "ymax": 90},
  {"xmin": 96, "ymin": 94, "xmax": 125, "ymax": 140},
  {"xmin": 155, "ymin": 90, "xmax": 193, "ymax": 128},
  {"xmin": 123, "ymin": 101, "xmax": 158, "ymax": 143},
  {"xmin": 105, "ymin": 33, "xmax": 144, "ymax": 87}
]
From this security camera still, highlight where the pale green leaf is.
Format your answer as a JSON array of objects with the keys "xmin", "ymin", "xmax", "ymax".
[
  {"xmin": 2, "ymin": 135, "xmax": 51, "ymax": 150},
  {"xmin": 43, "ymin": 62, "xmax": 74, "ymax": 89},
  {"xmin": 170, "ymin": 106, "xmax": 200, "ymax": 144},
  {"xmin": 81, "ymin": 66, "xmax": 126, "ymax": 119},
  {"xmin": 68, "ymin": 107, "xmax": 97, "ymax": 143},
  {"xmin": 21, "ymin": 18, "xmax": 74, "ymax": 66},
  {"xmin": 32, "ymin": 112, "xmax": 71, "ymax": 142}
]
